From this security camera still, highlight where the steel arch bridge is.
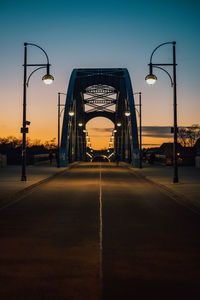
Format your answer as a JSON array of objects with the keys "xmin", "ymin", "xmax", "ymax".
[{"xmin": 60, "ymin": 68, "xmax": 139, "ymax": 167}]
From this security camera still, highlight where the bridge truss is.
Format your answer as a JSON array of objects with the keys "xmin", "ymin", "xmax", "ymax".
[{"xmin": 60, "ymin": 68, "xmax": 139, "ymax": 167}]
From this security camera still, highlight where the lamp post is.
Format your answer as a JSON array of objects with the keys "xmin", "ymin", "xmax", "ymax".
[
  {"xmin": 145, "ymin": 41, "xmax": 178, "ymax": 183},
  {"xmin": 57, "ymin": 93, "xmax": 67, "ymax": 168},
  {"xmin": 134, "ymin": 92, "xmax": 142, "ymax": 168},
  {"xmin": 21, "ymin": 42, "xmax": 54, "ymax": 181}
]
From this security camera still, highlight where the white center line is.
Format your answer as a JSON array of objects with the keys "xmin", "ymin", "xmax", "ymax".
[{"xmin": 99, "ymin": 162, "xmax": 103, "ymax": 291}]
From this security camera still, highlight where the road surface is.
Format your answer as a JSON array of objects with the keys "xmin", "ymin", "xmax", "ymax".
[{"xmin": 0, "ymin": 163, "xmax": 200, "ymax": 300}]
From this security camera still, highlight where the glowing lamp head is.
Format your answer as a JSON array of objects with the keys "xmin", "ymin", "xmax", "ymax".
[
  {"xmin": 125, "ymin": 111, "xmax": 131, "ymax": 117},
  {"xmin": 68, "ymin": 111, "xmax": 74, "ymax": 117},
  {"xmin": 117, "ymin": 122, "xmax": 122, "ymax": 127},
  {"xmin": 42, "ymin": 74, "xmax": 54, "ymax": 85},
  {"xmin": 113, "ymin": 129, "xmax": 117, "ymax": 133},
  {"xmin": 78, "ymin": 122, "xmax": 83, "ymax": 127},
  {"xmin": 145, "ymin": 74, "xmax": 157, "ymax": 85}
]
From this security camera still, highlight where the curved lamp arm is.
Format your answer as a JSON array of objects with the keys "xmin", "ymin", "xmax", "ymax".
[
  {"xmin": 152, "ymin": 66, "xmax": 174, "ymax": 87},
  {"xmin": 26, "ymin": 66, "xmax": 46, "ymax": 87},
  {"xmin": 133, "ymin": 92, "xmax": 142, "ymax": 116},
  {"xmin": 60, "ymin": 107, "xmax": 66, "ymax": 115},
  {"xmin": 135, "ymin": 107, "xmax": 140, "ymax": 116},
  {"xmin": 25, "ymin": 42, "xmax": 50, "ymax": 64},
  {"xmin": 150, "ymin": 41, "xmax": 175, "ymax": 64}
]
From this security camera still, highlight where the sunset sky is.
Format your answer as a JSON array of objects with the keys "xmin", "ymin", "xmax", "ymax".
[{"xmin": 0, "ymin": 0, "xmax": 199, "ymax": 149}]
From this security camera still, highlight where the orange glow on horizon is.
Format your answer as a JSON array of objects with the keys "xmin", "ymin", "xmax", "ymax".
[
  {"xmin": 0, "ymin": 114, "xmax": 174, "ymax": 150},
  {"xmin": 86, "ymin": 117, "xmax": 114, "ymax": 150}
]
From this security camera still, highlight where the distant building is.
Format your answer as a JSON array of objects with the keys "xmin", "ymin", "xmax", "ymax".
[
  {"xmin": 154, "ymin": 143, "xmax": 195, "ymax": 166},
  {"xmin": 155, "ymin": 143, "xmax": 182, "ymax": 165}
]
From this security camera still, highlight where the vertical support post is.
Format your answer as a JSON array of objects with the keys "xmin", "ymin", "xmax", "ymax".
[
  {"xmin": 139, "ymin": 92, "xmax": 142, "ymax": 168},
  {"xmin": 75, "ymin": 104, "xmax": 78, "ymax": 161},
  {"xmin": 119, "ymin": 131, "xmax": 122, "ymax": 160},
  {"xmin": 57, "ymin": 93, "xmax": 60, "ymax": 168},
  {"xmin": 173, "ymin": 42, "xmax": 178, "ymax": 183},
  {"xmin": 78, "ymin": 124, "xmax": 81, "ymax": 162},
  {"xmin": 121, "ymin": 125, "xmax": 124, "ymax": 161},
  {"xmin": 124, "ymin": 120, "xmax": 128, "ymax": 162},
  {"xmin": 21, "ymin": 43, "xmax": 27, "ymax": 181},
  {"xmin": 113, "ymin": 130, "xmax": 116, "ymax": 158},
  {"xmin": 70, "ymin": 119, "xmax": 74, "ymax": 163},
  {"xmin": 116, "ymin": 132, "xmax": 119, "ymax": 158}
]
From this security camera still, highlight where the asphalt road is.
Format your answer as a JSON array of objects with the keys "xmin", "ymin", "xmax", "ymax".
[{"xmin": 0, "ymin": 163, "xmax": 200, "ymax": 300}]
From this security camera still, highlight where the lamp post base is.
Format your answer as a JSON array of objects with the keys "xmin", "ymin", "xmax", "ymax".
[
  {"xmin": 21, "ymin": 175, "xmax": 27, "ymax": 181},
  {"xmin": 173, "ymin": 176, "xmax": 178, "ymax": 183}
]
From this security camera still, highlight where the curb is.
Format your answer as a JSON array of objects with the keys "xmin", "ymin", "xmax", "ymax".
[
  {"xmin": 121, "ymin": 162, "xmax": 200, "ymax": 216},
  {"xmin": 0, "ymin": 162, "xmax": 79, "ymax": 210}
]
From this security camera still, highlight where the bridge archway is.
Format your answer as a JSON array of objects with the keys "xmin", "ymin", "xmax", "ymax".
[
  {"xmin": 85, "ymin": 112, "xmax": 115, "ymax": 124},
  {"xmin": 86, "ymin": 117, "xmax": 114, "ymax": 151},
  {"xmin": 60, "ymin": 68, "xmax": 139, "ymax": 167}
]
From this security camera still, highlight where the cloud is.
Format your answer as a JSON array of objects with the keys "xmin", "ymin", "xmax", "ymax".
[
  {"xmin": 88, "ymin": 126, "xmax": 174, "ymax": 138},
  {"xmin": 90, "ymin": 127, "xmax": 113, "ymax": 133},
  {"xmin": 142, "ymin": 126, "xmax": 173, "ymax": 138}
]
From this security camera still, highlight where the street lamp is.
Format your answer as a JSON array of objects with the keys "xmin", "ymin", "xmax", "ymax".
[
  {"xmin": 145, "ymin": 41, "xmax": 178, "ymax": 183},
  {"xmin": 68, "ymin": 110, "xmax": 74, "ymax": 117},
  {"xmin": 124, "ymin": 111, "xmax": 131, "ymax": 117},
  {"xmin": 57, "ymin": 92, "xmax": 67, "ymax": 168},
  {"xmin": 42, "ymin": 64, "xmax": 54, "ymax": 85},
  {"xmin": 133, "ymin": 92, "xmax": 142, "ymax": 169},
  {"xmin": 21, "ymin": 42, "xmax": 54, "ymax": 181},
  {"xmin": 145, "ymin": 73, "xmax": 157, "ymax": 85},
  {"xmin": 117, "ymin": 122, "xmax": 122, "ymax": 127}
]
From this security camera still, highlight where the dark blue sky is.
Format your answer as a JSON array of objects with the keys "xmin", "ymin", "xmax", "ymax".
[{"xmin": 0, "ymin": 0, "xmax": 199, "ymax": 143}]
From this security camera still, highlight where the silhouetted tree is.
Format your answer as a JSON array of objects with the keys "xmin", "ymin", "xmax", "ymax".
[
  {"xmin": 178, "ymin": 124, "xmax": 200, "ymax": 147},
  {"xmin": 44, "ymin": 138, "xmax": 57, "ymax": 150},
  {"xmin": 0, "ymin": 136, "xmax": 57, "ymax": 164}
]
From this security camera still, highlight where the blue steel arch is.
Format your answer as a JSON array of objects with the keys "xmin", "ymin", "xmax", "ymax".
[
  {"xmin": 85, "ymin": 112, "xmax": 115, "ymax": 124},
  {"xmin": 60, "ymin": 68, "xmax": 139, "ymax": 167},
  {"xmin": 60, "ymin": 69, "xmax": 77, "ymax": 164}
]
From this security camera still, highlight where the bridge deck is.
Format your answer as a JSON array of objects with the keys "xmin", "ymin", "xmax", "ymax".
[{"xmin": 0, "ymin": 163, "xmax": 200, "ymax": 299}]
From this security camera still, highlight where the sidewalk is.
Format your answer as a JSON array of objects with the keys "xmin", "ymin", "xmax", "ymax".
[
  {"xmin": 1, "ymin": 162, "xmax": 200, "ymax": 213},
  {"xmin": 0, "ymin": 161, "xmax": 67, "ymax": 207},
  {"xmin": 131, "ymin": 163, "xmax": 200, "ymax": 213}
]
